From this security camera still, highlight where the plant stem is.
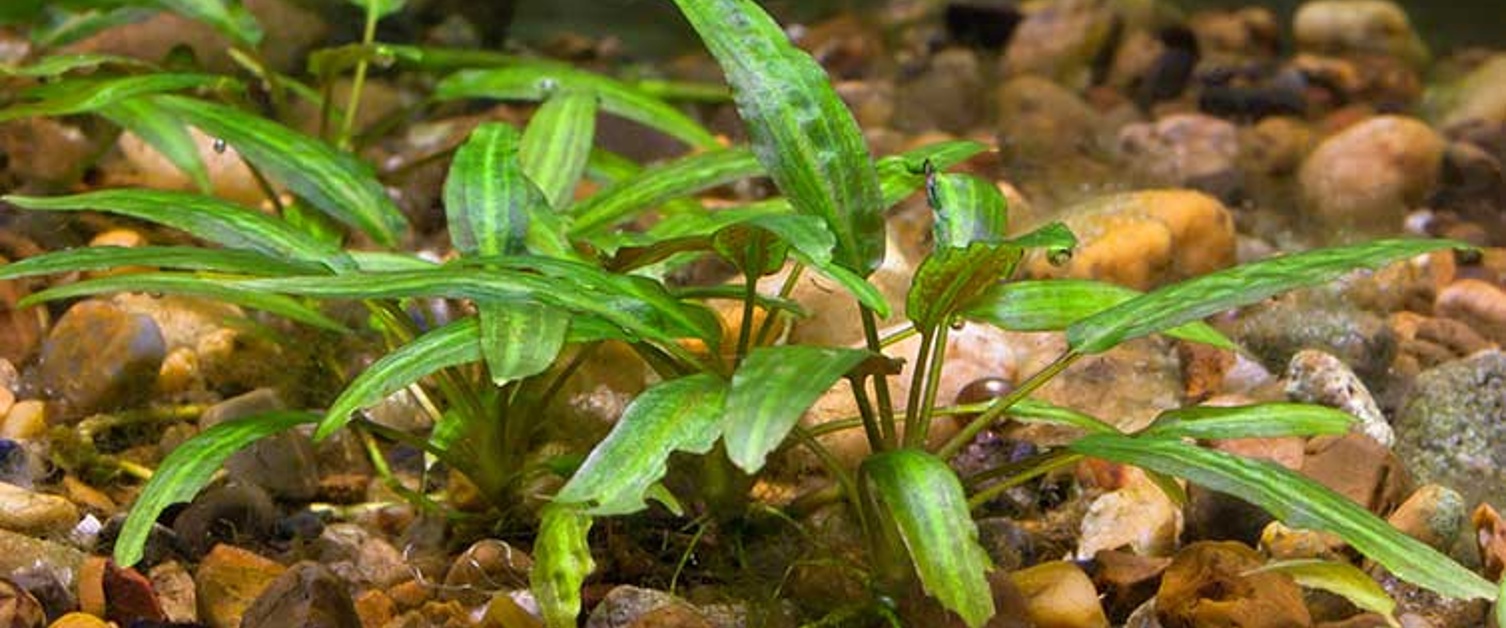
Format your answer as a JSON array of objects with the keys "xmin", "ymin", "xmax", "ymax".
[
  {"xmin": 910, "ymin": 323, "xmax": 950, "ymax": 448},
  {"xmin": 901, "ymin": 329, "xmax": 933, "ymax": 445},
  {"xmin": 735, "ymin": 271, "xmax": 758, "ymax": 363},
  {"xmin": 790, "ymin": 426, "xmax": 862, "ymax": 520},
  {"xmin": 338, "ymin": 6, "xmax": 380, "ymax": 150},
  {"xmin": 753, "ymin": 263, "xmax": 804, "ymax": 347},
  {"xmin": 937, "ymin": 351, "xmax": 1082, "ymax": 460},
  {"xmin": 966, "ymin": 450, "xmax": 1082, "ymax": 510},
  {"xmin": 859, "ymin": 307, "xmax": 898, "ymax": 449},
  {"xmin": 878, "ymin": 324, "xmax": 916, "ymax": 348},
  {"xmin": 846, "ymin": 376, "xmax": 886, "ymax": 452}
]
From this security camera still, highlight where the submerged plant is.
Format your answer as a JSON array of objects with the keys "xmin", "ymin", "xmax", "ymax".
[{"xmin": 0, "ymin": 0, "xmax": 1499, "ymax": 625}]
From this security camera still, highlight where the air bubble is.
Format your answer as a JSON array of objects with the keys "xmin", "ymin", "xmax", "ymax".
[
  {"xmin": 536, "ymin": 78, "xmax": 559, "ymax": 94},
  {"xmin": 1046, "ymin": 248, "xmax": 1073, "ymax": 266},
  {"xmin": 212, "ymin": 138, "xmax": 227, "ymax": 154}
]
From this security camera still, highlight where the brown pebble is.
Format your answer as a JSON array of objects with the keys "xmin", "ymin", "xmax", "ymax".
[
  {"xmin": 76, "ymin": 556, "xmax": 107, "ymax": 618},
  {"xmin": 2, "ymin": 401, "xmax": 46, "ymax": 441},
  {"xmin": 1472, "ymin": 503, "xmax": 1506, "ymax": 582},
  {"xmin": 193, "ymin": 544, "xmax": 285, "ymax": 628},
  {"xmin": 45, "ymin": 612, "xmax": 107, "ymax": 628},
  {"xmin": 0, "ymin": 577, "xmax": 46, "ymax": 628},
  {"xmin": 103, "ymin": 561, "xmax": 166, "ymax": 624},
  {"xmin": 1436, "ymin": 279, "xmax": 1506, "ymax": 345},
  {"xmin": 1156, "ymin": 541, "xmax": 1311, "ymax": 627},
  {"xmin": 386, "ymin": 578, "xmax": 429, "ymax": 611},
  {"xmin": 354, "ymin": 590, "xmax": 396, "ymax": 628}
]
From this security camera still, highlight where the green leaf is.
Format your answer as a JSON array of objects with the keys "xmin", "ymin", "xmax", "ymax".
[
  {"xmin": 907, "ymin": 242, "xmax": 1023, "ymax": 330},
  {"xmin": 877, "ymin": 140, "xmax": 989, "ymax": 206},
  {"xmin": 861, "ymin": 449, "xmax": 994, "ymax": 627},
  {"xmin": 345, "ymin": 0, "xmax": 404, "ymax": 19},
  {"xmin": 152, "ymin": 95, "xmax": 408, "ymax": 247},
  {"xmin": 477, "ymin": 302, "xmax": 567, "ymax": 384},
  {"xmin": 671, "ymin": 0, "xmax": 884, "ymax": 276},
  {"xmin": 1068, "ymin": 434, "xmax": 1496, "ymax": 600},
  {"xmin": 0, "ymin": 246, "xmax": 321, "ymax": 279},
  {"xmin": 569, "ymin": 147, "xmax": 760, "ymax": 235},
  {"xmin": 4, "ymin": 190, "xmax": 353, "ymax": 270},
  {"xmin": 154, "ymin": 0, "xmax": 263, "ymax": 46},
  {"xmin": 1006, "ymin": 398, "xmax": 1118, "ymax": 435},
  {"xmin": 1003, "ymin": 221, "xmax": 1077, "ymax": 255},
  {"xmin": 724, "ymin": 346, "xmax": 869, "ymax": 472},
  {"xmin": 966, "ymin": 279, "xmax": 1237, "ymax": 350},
  {"xmin": 928, "ymin": 171, "xmax": 1007, "ymax": 249},
  {"xmin": 28, "ymin": 7, "xmax": 157, "ymax": 50},
  {"xmin": 802, "ymin": 258, "xmax": 891, "ymax": 317},
  {"xmin": 0, "ymin": 73, "xmax": 232, "ymax": 122},
  {"xmin": 519, "ymin": 89, "xmax": 598, "ymax": 211},
  {"xmin": 532, "ymin": 503, "xmax": 595, "ymax": 628},
  {"xmin": 1068, "ymin": 239, "xmax": 1466, "ymax": 354},
  {"xmin": 100, "ymin": 96, "xmax": 211, "ymax": 193},
  {"xmin": 1246, "ymin": 559, "xmax": 1399, "ymax": 627},
  {"xmin": 21, "ymin": 272, "xmax": 345, "ymax": 331},
  {"xmin": 1139, "ymin": 403, "xmax": 1356, "ymax": 440},
  {"xmin": 436, "ymin": 67, "xmax": 719, "ymax": 150},
  {"xmin": 0, "ymin": 53, "xmax": 153, "ymax": 77},
  {"xmin": 713, "ymin": 225, "xmax": 787, "ymax": 278},
  {"xmin": 114, "ymin": 411, "xmax": 315, "ymax": 566},
  {"xmin": 444, "ymin": 123, "xmax": 538, "ymax": 257},
  {"xmin": 556, "ymin": 373, "xmax": 727, "ymax": 515},
  {"xmin": 317, "ymin": 318, "xmax": 479, "ymax": 440},
  {"xmin": 349, "ymin": 251, "xmax": 437, "ymax": 272}
]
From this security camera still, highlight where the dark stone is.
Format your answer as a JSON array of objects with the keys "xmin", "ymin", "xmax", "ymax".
[
  {"xmin": 171, "ymin": 482, "xmax": 276, "ymax": 559},
  {"xmin": 35, "ymin": 300, "xmax": 165, "ymax": 417},
  {"xmin": 239, "ymin": 562, "xmax": 360, "ymax": 628},
  {"xmin": 103, "ymin": 562, "xmax": 167, "ymax": 625},
  {"xmin": 1181, "ymin": 484, "xmax": 1272, "ymax": 546},
  {"xmin": 0, "ymin": 440, "xmax": 34, "ymax": 488},
  {"xmin": 944, "ymin": 2, "xmax": 1022, "ymax": 50},
  {"xmin": 97, "ymin": 516, "xmax": 183, "ymax": 569},
  {"xmin": 1136, "ymin": 26, "xmax": 1201, "ymax": 110}
]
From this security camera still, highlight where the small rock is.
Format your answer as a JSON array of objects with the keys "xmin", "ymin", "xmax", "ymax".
[
  {"xmin": 314, "ymin": 524, "xmax": 408, "ymax": 590},
  {"xmin": 1434, "ymin": 278, "xmax": 1506, "ymax": 346},
  {"xmin": 1188, "ymin": 8, "xmax": 1280, "ymax": 63},
  {"xmin": 172, "ymin": 482, "xmax": 277, "ymax": 559},
  {"xmin": 1394, "ymin": 349, "xmax": 1506, "ymax": 510},
  {"xmin": 1, "ymin": 401, "xmax": 46, "ymax": 441},
  {"xmin": 1002, "ymin": 0, "xmax": 1117, "ymax": 88},
  {"xmin": 442, "ymin": 539, "xmax": 533, "ymax": 605},
  {"xmin": 0, "ymin": 258, "xmax": 45, "ymax": 368},
  {"xmin": 117, "ymin": 126, "xmax": 265, "ymax": 207},
  {"xmin": 481, "ymin": 592, "xmax": 544, "ymax": 628},
  {"xmin": 35, "ymin": 300, "xmax": 165, "ymax": 417},
  {"xmin": 1284, "ymin": 349, "xmax": 1393, "ymax": 447},
  {"xmin": 46, "ymin": 613, "xmax": 109, "ymax": 628},
  {"xmin": 1076, "ymin": 473, "xmax": 1182, "ymax": 559},
  {"xmin": 1023, "ymin": 190, "xmax": 1236, "ymax": 291},
  {"xmin": 193, "ymin": 544, "xmax": 286, "ymax": 628},
  {"xmin": 1298, "ymin": 115, "xmax": 1444, "ymax": 240},
  {"xmin": 1259, "ymin": 521, "xmax": 1346, "ymax": 561},
  {"xmin": 1386, "ymin": 484, "xmax": 1464, "ymax": 553},
  {"xmin": 1008, "ymin": 561, "xmax": 1110, "ymax": 628},
  {"xmin": 1155, "ymin": 541, "xmax": 1311, "ymax": 627},
  {"xmin": 585, "ymin": 586, "xmax": 708, "ymax": 628},
  {"xmin": 353, "ymin": 590, "xmax": 397, "ymax": 628},
  {"xmin": 1472, "ymin": 503, "xmax": 1506, "ymax": 581},
  {"xmin": 147, "ymin": 560, "xmax": 196, "ymax": 624},
  {"xmin": 1436, "ymin": 54, "xmax": 1506, "ymax": 131},
  {"xmin": 1302, "ymin": 433, "xmax": 1411, "ymax": 514},
  {"xmin": 102, "ymin": 561, "xmax": 167, "ymax": 624},
  {"xmin": 1234, "ymin": 291, "xmax": 1397, "ymax": 387},
  {"xmin": 995, "ymin": 75, "xmax": 1101, "ymax": 159},
  {"xmin": 1239, "ymin": 116, "xmax": 1313, "ymax": 176},
  {"xmin": 975, "ymin": 518, "xmax": 1038, "ymax": 572},
  {"xmin": 834, "ymin": 80, "xmax": 895, "ymax": 130},
  {"xmin": 1088, "ymin": 551, "xmax": 1171, "ymax": 623},
  {"xmin": 893, "ymin": 48, "xmax": 986, "ymax": 134},
  {"xmin": 1183, "ymin": 482, "xmax": 1275, "ymax": 546},
  {"xmin": 0, "ymin": 482, "xmax": 78, "ymax": 536},
  {"xmin": 239, "ymin": 562, "xmax": 360, "ymax": 628},
  {"xmin": 0, "ymin": 440, "xmax": 38, "ymax": 488},
  {"xmin": 1117, "ymin": 114, "xmax": 1241, "ymax": 197},
  {"xmin": 201, "ymin": 389, "xmax": 319, "ymax": 502},
  {"xmin": 1293, "ymin": 0, "xmax": 1427, "ymax": 67},
  {"xmin": 0, "ymin": 578, "xmax": 45, "ymax": 628}
]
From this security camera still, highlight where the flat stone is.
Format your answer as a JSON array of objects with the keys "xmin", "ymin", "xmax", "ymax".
[
  {"xmin": 193, "ymin": 544, "xmax": 285, "ymax": 628},
  {"xmin": 239, "ymin": 562, "xmax": 360, "ymax": 628},
  {"xmin": 36, "ymin": 300, "xmax": 165, "ymax": 417},
  {"xmin": 315, "ymin": 524, "xmax": 408, "ymax": 590},
  {"xmin": 1394, "ymin": 349, "xmax": 1506, "ymax": 510},
  {"xmin": 1008, "ymin": 561, "xmax": 1110, "ymax": 628},
  {"xmin": 0, "ymin": 481, "xmax": 78, "ymax": 536},
  {"xmin": 1302, "ymin": 433, "xmax": 1411, "ymax": 513}
]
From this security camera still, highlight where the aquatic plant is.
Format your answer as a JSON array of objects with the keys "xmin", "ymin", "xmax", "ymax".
[{"xmin": 0, "ymin": 0, "xmax": 1497, "ymax": 625}]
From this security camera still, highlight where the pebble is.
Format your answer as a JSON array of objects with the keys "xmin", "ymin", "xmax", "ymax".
[
  {"xmin": 1472, "ymin": 503, "xmax": 1506, "ymax": 581},
  {"xmin": 1394, "ymin": 349, "xmax": 1506, "ymax": 511},
  {"xmin": 193, "ymin": 544, "xmax": 286, "ymax": 628},
  {"xmin": 117, "ymin": 125, "xmax": 265, "ymax": 207},
  {"xmin": 1303, "ymin": 432, "xmax": 1411, "ymax": 513},
  {"xmin": 1076, "ymin": 473, "xmax": 1182, "ymax": 559},
  {"xmin": 35, "ymin": 300, "xmax": 166, "ymax": 417},
  {"xmin": 0, "ymin": 259, "xmax": 44, "ymax": 368},
  {"xmin": 1298, "ymin": 115, "xmax": 1444, "ymax": 240},
  {"xmin": 1234, "ymin": 290, "xmax": 1397, "ymax": 387},
  {"xmin": 239, "ymin": 562, "xmax": 361, "ymax": 628},
  {"xmin": 1238, "ymin": 116, "xmax": 1313, "ymax": 176},
  {"xmin": 101, "ymin": 561, "xmax": 167, "ymax": 624},
  {"xmin": 46, "ymin": 613, "xmax": 108, "ymax": 628},
  {"xmin": 0, "ymin": 481, "xmax": 78, "ymax": 536},
  {"xmin": 147, "ymin": 560, "xmax": 196, "ymax": 624},
  {"xmin": 1023, "ymin": 190, "xmax": 1236, "ymax": 291},
  {"xmin": 1284, "ymin": 349, "xmax": 1393, "ymax": 447},
  {"xmin": 442, "ymin": 538, "xmax": 533, "ymax": 605},
  {"xmin": 995, "ymin": 74, "xmax": 1101, "ymax": 159},
  {"xmin": 1117, "ymin": 114, "xmax": 1241, "ymax": 197},
  {"xmin": 0, "ymin": 578, "xmax": 45, "ymax": 628},
  {"xmin": 1434, "ymin": 278, "xmax": 1506, "ymax": 346},
  {"xmin": 1008, "ymin": 561, "xmax": 1110, "ymax": 628},
  {"xmin": 172, "ymin": 482, "xmax": 277, "ymax": 559},
  {"xmin": 353, "ymin": 590, "xmax": 397, "ymax": 628},
  {"xmin": 1087, "ymin": 551, "xmax": 1171, "ymax": 623},
  {"xmin": 893, "ymin": 48, "xmax": 985, "ymax": 134},
  {"xmin": 1259, "ymin": 521, "xmax": 1346, "ymax": 561},
  {"xmin": 585, "ymin": 586, "xmax": 710, "ymax": 628},
  {"xmin": 1001, "ymin": 0, "xmax": 1116, "ymax": 89},
  {"xmin": 1386, "ymin": 484, "xmax": 1465, "ymax": 553},
  {"xmin": 1155, "ymin": 541, "xmax": 1310, "ymax": 626},
  {"xmin": 1293, "ymin": 0, "xmax": 1427, "ymax": 67},
  {"xmin": 1435, "ymin": 54, "xmax": 1506, "ymax": 131},
  {"xmin": 0, "ymin": 401, "xmax": 44, "ymax": 442},
  {"xmin": 0, "ymin": 440, "xmax": 37, "ymax": 488},
  {"xmin": 201, "ymin": 389, "xmax": 320, "ymax": 502},
  {"xmin": 315, "ymin": 523, "xmax": 409, "ymax": 590}
]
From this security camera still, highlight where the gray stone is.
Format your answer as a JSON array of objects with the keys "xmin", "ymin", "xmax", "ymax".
[
  {"xmin": 36, "ymin": 300, "xmax": 165, "ymax": 417},
  {"xmin": 314, "ymin": 524, "xmax": 407, "ymax": 590},
  {"xmin": 1285, "ymin": 349, "xmax": 1393, "ymax": 447},
  {"xmin": 585, "ymin": 586, "xmax": 709, "ymax": 628},
  {"xmin": 202, "ymin": 389, "xmax": 319, "ymax": 501},
  {"xmin": 239, "ymin": 562, "xmax": 360, "ymax": 628},
  {"xmin": 1395, "ymin": 350, "xmax": 1506, "ymax": 510},
  {"xmin": 1234, "ymin": 291, "xmax": 1397, "ymax": 388}
]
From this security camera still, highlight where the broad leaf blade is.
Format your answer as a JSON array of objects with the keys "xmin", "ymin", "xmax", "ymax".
[
  {"xmin": 435, "ymin": 66, "xmax": 719, "ymax": 150},
  {"xmin": 519, "ymin": 89, "xmax": 598, "ymax": 210},
  {"xmin": 1247, "ymin": 560, "xmax": 1399, "ymax": 626},
  {"xmin": 4, "ymin": 190, "xmax": 352, "ymax": 270},
  {"xmin": 22, "ymin": 272, "xmax": 345, "ymax": 331},
  {"xmin": 671, "ymin": 0, "xmax": 885, "ymax": 276},
  {"xmin": 0, "ymin": 54, "xmax": 154, "ymax": 78},
  {"xmin": 928, "ymin": 171, "xmax": 1007, "ymax": 249},
  {"xmin": 966, "ymin": 279, "xmax": 1236, "ymax": 350},
  {"xmin": 907, "ymin": 243, "xmax": 1023, "ymax": 330},
  {"xmin": 532, "ymin": 504, "xmax": 595, "ymax": 628},
  {"xmin": 152, "ymin": 95, "xmax": 408, "ymax": 247},
  {"xmin": 1140, "ymin": 403, "xmax": 1356, "ymax": 440},
  {"xmin": 318, "ymin": 318, "xmax": 480, "ymax": 440},
  {"xmin": 556, "ymin": 373, "xmax": 727, "ymax": 515},
  {"xmin": 724, "ymin": 346, "xmax": 869, "ymax": 472},
  {"xmin": 569, "ymin": 147, "xmax": 761, "ymax": 235},
  {"xmin": 0, "ymin": 73, "xmax": 231, "ymax": 122},
  {"xmin": 1068, "ymin": 434, "xmax": 1496, "ymax": 600},
  {"xmin": 478, "ymin": 302, "xmax": 567, "ymax": 384},
  {"xmin": 1068, "ymin": 239, "xmax": 1465, "ymax": 354},
  {"xmin": 115, "ymin": 411, "xmax": 315, "ymax": 566},
  {"xmin": 0, "ymin": 246, "xmax": 321, "ymax": 279},
  {"xmin": 155, "ymin": 0, "xmax": 263, "ymax": 46},
  {"xmin": 101, "ymin": 96, "xmax": 211, "ymax": 193},
  {"xmin": 1006, "ymin": 399, "xmax": 1118, "ymax": 435},
  {"xmin": 862, "ymin": 449, "xmax": 994, "ymax": 627},
  {"xmin": 444, "ymin": 122, "xmax": 534, "ymax": 257}
]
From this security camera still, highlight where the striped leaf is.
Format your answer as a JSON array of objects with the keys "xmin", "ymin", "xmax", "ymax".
[
  {"xmin": 1069, "ymin": 239, "xmax": 1466, "ymax": 354},
  {"xmin": 115, "ymin": 411, "xmax": 315, "ymax": 566},
  {"xmin": 477, "ymin": 301, "xmax": 568, "ymax": 384},
  {"xmin": 0, "ymin": 73, "xmax": 231, "ymax": 122},
  {"xmin": 21, "ymin": 272, "xmax": 345, "ymax": 331},
  {"xmin": 966, "ymin": 279, "xmax": 1237, "ymax": 350},
  {"xmin": 907, "ymin": 242, "xmax": 1023, "ymax": 330},
  {"xmin": 152, "ymin": 95, "xmax": 408, "ymax": 247},
  {"xmin": 0, "ymin": 54, "xmax": 154, "ymax": 78},
  {"xmin": 928, "ymin": 172, "xmax": 1007, "ymax": 249},
  {"xmin": 444, "ymin": 123, "xmax": 536, "ymax": 257},
  {"xmin": 317, "ymin": 317, "xmax": 480, "ymax": 440},
  {"xmin": 672, "ymin": 0, "xmax": 885, "ymax": 276},
  {"xmin": 556, "ymin": 373, "xmax": 727, "ymax": 515},
  {"xmin": 4, "ymin": 190, "xmax": 353, "ymax": 270},
  {"xmin": 1139, "ymin": 403, "xmax": 1356, "ymax": 440},
  {"xmin": 436, "ymin": 66, "xmax": 719, "ymax": 150},
  {"xmin": 520, "ymin": 89, "xmax": 598, "ymax": 211},
  {"xmin": 0, "ymin": 246, "xmax": 321, "ymax": 279},
  {"xmin": 532, "ymin": 504, "xmax": 595, "ymax": 628},
  {"xmin": 100, "ymin": 96, "xmax": 211, "ymax": 193},
  {"xmin": 1068, "ymin": 434, "xmax": 1496, "ymax": 600},
  {"xmin": 724, "ymin": 346, "xmax": 869, "ymax": 472},
  {"xmin": 862, "ymin": 449, "xmax": 995, "ymax": 627},
  {"xmin": 569, "ymin": 147, "xmax": 761, "ymax": 235}
]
